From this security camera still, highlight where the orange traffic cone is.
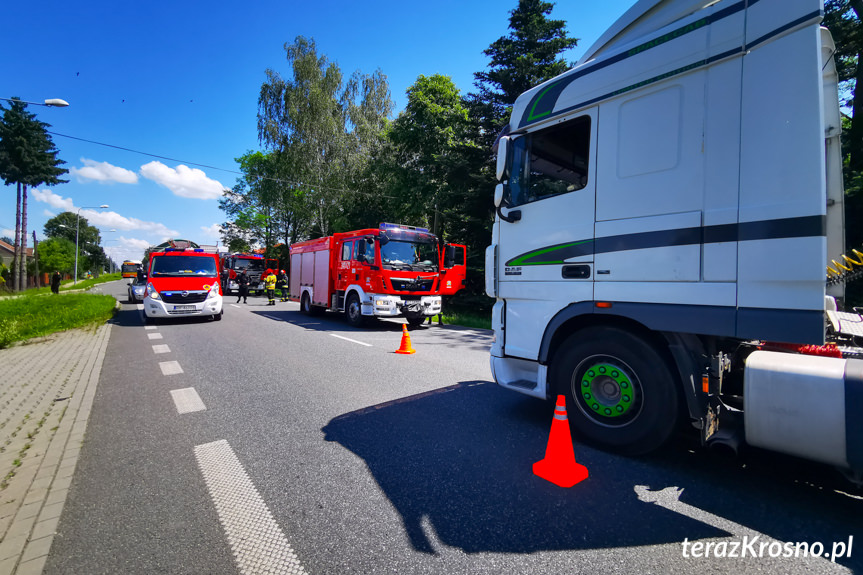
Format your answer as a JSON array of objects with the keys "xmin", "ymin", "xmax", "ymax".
[
  {"xmin": 395, "ymin": 324, "xmax": 416, "ymax": 354},
  {"xmin": 533, "ymin": 395, "xmax": 588, "ymax": 487}
]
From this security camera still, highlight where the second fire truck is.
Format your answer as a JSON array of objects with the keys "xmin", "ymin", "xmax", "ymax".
[{"xmin": 290, "ymin": 223, "xmax": 466, "ymax": 326}]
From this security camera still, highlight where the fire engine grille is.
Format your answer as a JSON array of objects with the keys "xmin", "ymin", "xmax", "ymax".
[
  {"xmin": 390, "ymin": 278, "xmax": 434, "ymax": 292},
  {"xmin": 162, "ymin": 291, "xmax": 208, "ymax": 304}
]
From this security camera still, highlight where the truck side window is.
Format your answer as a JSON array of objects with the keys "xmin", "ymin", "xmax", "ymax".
[
  {"xmin": 342, "ymin": 241, "xmax": 353, "ymax": 261},
  {"xmin": 509, "ymin": 115, "xmax": 591, "ymax": 207}
]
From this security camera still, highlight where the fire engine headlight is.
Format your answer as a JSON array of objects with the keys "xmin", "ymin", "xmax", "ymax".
[
  {"xmin": 146, "ymin": 283, "xmax": 160, "ymax": 300},
  {"xmin": 207, "ymin": 282, "xmax": 220, "ymax": 299},
  {"xmin": 376, "ymin": 299, "xmax": 389, "ymax": 306}
]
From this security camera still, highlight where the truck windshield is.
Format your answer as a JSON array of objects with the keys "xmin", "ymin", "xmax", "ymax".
[
  {"xmin": 151, "ymin": 255, "xmax": 217, "ymax": 277},
  {"xmin": 380, "ymin": 240, "xmax": 438, "ymax": 271},
  {"xmin": 234, "ymin": 259, "xmax": 264, "ymax": 271}
]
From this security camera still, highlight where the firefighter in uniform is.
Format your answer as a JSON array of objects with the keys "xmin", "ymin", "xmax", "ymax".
[
  {"xmin": 277, "ymin": 269, "xmax": 289, "ymax": 302},
  {"xmin": 264, "ymin": 269, "xmax": 277, "ymax": 305}
]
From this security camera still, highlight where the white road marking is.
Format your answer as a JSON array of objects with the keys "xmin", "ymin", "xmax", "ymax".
[
  {"xmin": 159, "ymin": 360, "xmax": 183, "ymax": 376},
  {"xmin": 194, "ymin": 440, "xmax": 308, "ymax": 575},
  {"xmin": 145, "ymin": 326, "xmax": 157, "ymax": 330},
  {"xmin": 152, "ymin": 344, "xmax": 171, "ymax": 354},
  {"xmin": 330, "ymin": 334, "xmax": 372, "ymax": 347},
  {"xmin": 136, "ymin": 303, "xmax": 144, "ymax": 310},
  {"xmin": 170, "ymin": 388, "xmax": 206, "ymax": 414},
  {"xmin": 147, "ymin": 333, "xmax": 163, "ymax": 340},
  {"xmin": 230, "ymin": 304, "xmax": 241, "ymax": 308}
]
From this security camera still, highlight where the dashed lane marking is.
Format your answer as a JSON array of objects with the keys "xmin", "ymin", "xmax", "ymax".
[
  {"xmin": 194, "ymin": 440, "xmax": 308, "ymax": 575},
  {"xmin": 170, "ymin": 387, "xmax": 206, "ymax": 414},
  {"xmin": 136, "ymin": 303, "xmax": 144, "ymax": 310},
  {"xmin": 329, "ymin": 334, "xmax": 372, "ymax": 347},
  {"xmin": 145, "ymin": 326, "xmax": 157, "ymax": 330},
  {"xmin": 230, "ymin": 304, "xmax": 241, "ymax": 308},
  {"xmin": 159, "ymin": 360, "xmax": 183, "ymax": 376},
  {"xmin": 152, "ymin": 344, "xmax": 171, "ymax": 354},
  {"xmin": 148, "ymin": 333, "xmax": 163, "ymax": 340}
]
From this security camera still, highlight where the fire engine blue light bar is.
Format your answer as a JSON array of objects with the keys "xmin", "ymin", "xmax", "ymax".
[{"xmin": 380, "ymin": 222, "xmax": 429, "ymax": 233}]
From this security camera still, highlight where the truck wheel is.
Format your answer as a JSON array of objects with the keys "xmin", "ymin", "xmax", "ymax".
[
  {"xmin": 345, "ymin": 293, "xmax": 365, "ymax": 327},
  {"xmin": 301, "ymin": 292, "xmax": 313, "ymax": 315},
  {"xmin": 406, "ymin": 316, "xmax": 425, "ymax": 328},
  {"xmin": 550, "ymin": 326, "xmax": 679, "ymax": 455}
]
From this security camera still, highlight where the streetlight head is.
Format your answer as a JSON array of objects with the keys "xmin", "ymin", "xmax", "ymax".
[
  {"xmin": 58, "ymin": 224, "xmax": 68, "ymax": 228},
  {"xmin": 44, "ymin": 99, "xmax": 69, "ymax": 107},
  {"xmin": 99, "ymin": 204, "xmax": 109, "ymax": 208}
]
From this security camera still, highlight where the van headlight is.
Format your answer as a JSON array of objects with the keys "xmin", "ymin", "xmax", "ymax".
[
  {"xmin": 146, "ymin": 283, "xmax": 160, "ymax": 300},
  {"xmin": 207, "ymin": 282, "xmax": 220, "ymax": 299}
]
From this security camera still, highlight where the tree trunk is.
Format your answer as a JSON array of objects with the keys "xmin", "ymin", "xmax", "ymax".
[
  {"xmin": 33, "ymin": 233, "xmax": 40, "ymax": 288},
  {"xmin": 11, "ymin": 182, "xmax": 21, "ymax": 292},
  {"xmin": 19, "ymin": 184, "xmax": 28, "ymax": 291}
]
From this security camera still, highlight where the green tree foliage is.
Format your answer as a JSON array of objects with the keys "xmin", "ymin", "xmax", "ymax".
[
  {"xmin": 468, "ymin": 0, "xmax": 578, "ymax": 142},
  {"xmin": 388, "ymin": 74, "xmax": 478, "ymax": 236},
  {"xmin": 0, "ymin": 99, "xmax": 68, "ymax": 291},
  {"xmin": 36, "ymin": 237, "xmax": 76, "ymax": 275},
  {"xmin": 43, "ymin": 212, "xmax": 107, "ymax": 276},
  {"xmin": 256, "ymin": 37, "xmax": 393, "ymax": 239}
]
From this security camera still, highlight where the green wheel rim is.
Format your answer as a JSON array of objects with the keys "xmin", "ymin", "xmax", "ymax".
[{"xmin": 580, "ymin": 362, "xmax": 634, "ymax": 418}]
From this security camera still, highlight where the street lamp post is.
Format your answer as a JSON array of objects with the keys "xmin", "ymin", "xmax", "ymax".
[{"xmin": 60, "ymin": 205, "xmax": 109, "ymax": 284}]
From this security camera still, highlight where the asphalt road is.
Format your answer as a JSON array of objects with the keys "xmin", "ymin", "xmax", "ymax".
[{"xmin": 43, "ymin": 280, "xmax": 863, "ymax": 574}]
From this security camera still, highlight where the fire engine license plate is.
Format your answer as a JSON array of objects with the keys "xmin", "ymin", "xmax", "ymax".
[{"xmin": 173, "ymin": 305, "xmax": 196, "ymax": 311}]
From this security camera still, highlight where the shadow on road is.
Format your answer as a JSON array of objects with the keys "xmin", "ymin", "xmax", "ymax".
[{"xmin": 322, "ymin": 381, "xmax": 862, "ymax": 570}]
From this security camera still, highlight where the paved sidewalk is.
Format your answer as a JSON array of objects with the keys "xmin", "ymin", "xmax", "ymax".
[{"xmin": 0, "ymin": 324, "xmax": 112, "ymax": 575}]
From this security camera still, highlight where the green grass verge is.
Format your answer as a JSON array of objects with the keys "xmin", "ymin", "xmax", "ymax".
[
  {"xmin": 0, "ymin": 292, "xmax": 117, "ymax": 348},
  {"xmin": 441, "ymin": 311, "xmax": 491, "ymax": 330},
  {"xmin": 0, "ymin": 272, "xmax": 122, "ymax": 297}
]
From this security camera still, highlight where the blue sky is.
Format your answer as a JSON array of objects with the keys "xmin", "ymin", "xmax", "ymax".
[{"xmin": 2, "ymin": 0, "xmax": 634, "ymax": 265}]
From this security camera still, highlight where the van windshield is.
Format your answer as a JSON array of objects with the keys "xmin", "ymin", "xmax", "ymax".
[{"xmin": 151, "ymin": 255, "xmax": 217, "ymax": 277}]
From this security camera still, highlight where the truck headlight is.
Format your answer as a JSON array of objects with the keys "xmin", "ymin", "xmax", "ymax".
[{"xmin": 146, "ymin": 283, "xmax": 160, "ymax": 300}]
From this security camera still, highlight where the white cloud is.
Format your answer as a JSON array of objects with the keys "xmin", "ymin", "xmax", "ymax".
[
  {"xmin": 43, "ymin": 209, "xmax": 56, "ymax": 217},
  {"xmin": 104, "ymin": 236, "xmax": 152, "ymax": 265},
  {"xmin": 139, "ymin": 161, "xmax": 226, "ymax": 200},
  {"xmin": 31, "ymin": 189, "xmax": 180, "ymax": 237},
  {"xmin": 1, "ymin": 228, "xmax": 14, "ymax": 239},
  {"xmin": 200, "ymin": 223, "xmax": 222, "ymax": 238},
  {"xmin": 31, "ymin": 188, "xmax": 74, "ymax": 211},
  {"xmin": 70, "ymin": 158, "xmax": 138, "ymax": 184}
]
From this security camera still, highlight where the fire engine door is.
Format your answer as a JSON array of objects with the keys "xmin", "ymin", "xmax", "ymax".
[{"xmin": 440, "ymin": 243, "xmax": 466, "ymax": 295}]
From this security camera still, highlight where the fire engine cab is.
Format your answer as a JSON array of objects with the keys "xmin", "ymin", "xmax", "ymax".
[{"xmin": 290, "ymin": 223, "xmax": 466, "ymax": 327}]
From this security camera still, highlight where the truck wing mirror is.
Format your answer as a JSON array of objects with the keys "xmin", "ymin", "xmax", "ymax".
[
  {"xmin": 493, "ymin": 183, "xmax": 505, "ymax": 208},
  {"xmin": 496, "ymin": 136, "xmax": 510, "ymax": 182}
]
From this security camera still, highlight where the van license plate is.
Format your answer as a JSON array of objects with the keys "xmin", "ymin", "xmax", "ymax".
[{"xmin": 174, "ymin": 305, "xmax": 195, "ymax": 311}]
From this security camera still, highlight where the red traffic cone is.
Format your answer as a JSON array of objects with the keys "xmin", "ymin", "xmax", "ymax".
[
  {"xmin": 395, "ymin": 324, "xmax": 416, "ymax": 354},
  {"xmin": 533, "ymin": 395, "xmax": 588, "ymax": 487}
]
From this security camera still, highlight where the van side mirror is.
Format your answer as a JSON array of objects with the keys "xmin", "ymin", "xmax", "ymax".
[{"xmin": 496, "ymin": 136, "xmax": 510, "ymax": 182}]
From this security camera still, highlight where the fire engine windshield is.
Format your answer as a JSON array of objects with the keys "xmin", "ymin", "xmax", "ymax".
[
  {"xmin": 150, "ymin": 255, "xmax": 217, "ymax": 277},
  {"xmin": 233, "ymin": 258, "xmax": 264, "ymax": 271},
  {"xmin": 380, "ymin": 239, "xmax": 438, "ymax": 271}
]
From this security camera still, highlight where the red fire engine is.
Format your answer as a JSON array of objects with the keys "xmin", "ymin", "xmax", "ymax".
[
  {"xmin": 289, "ymin": 223, "xmax": 466, "ymax": 326},
  {"xmin": 221, "ymin": 253, "xmax": 266, "ymax": 296}
]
